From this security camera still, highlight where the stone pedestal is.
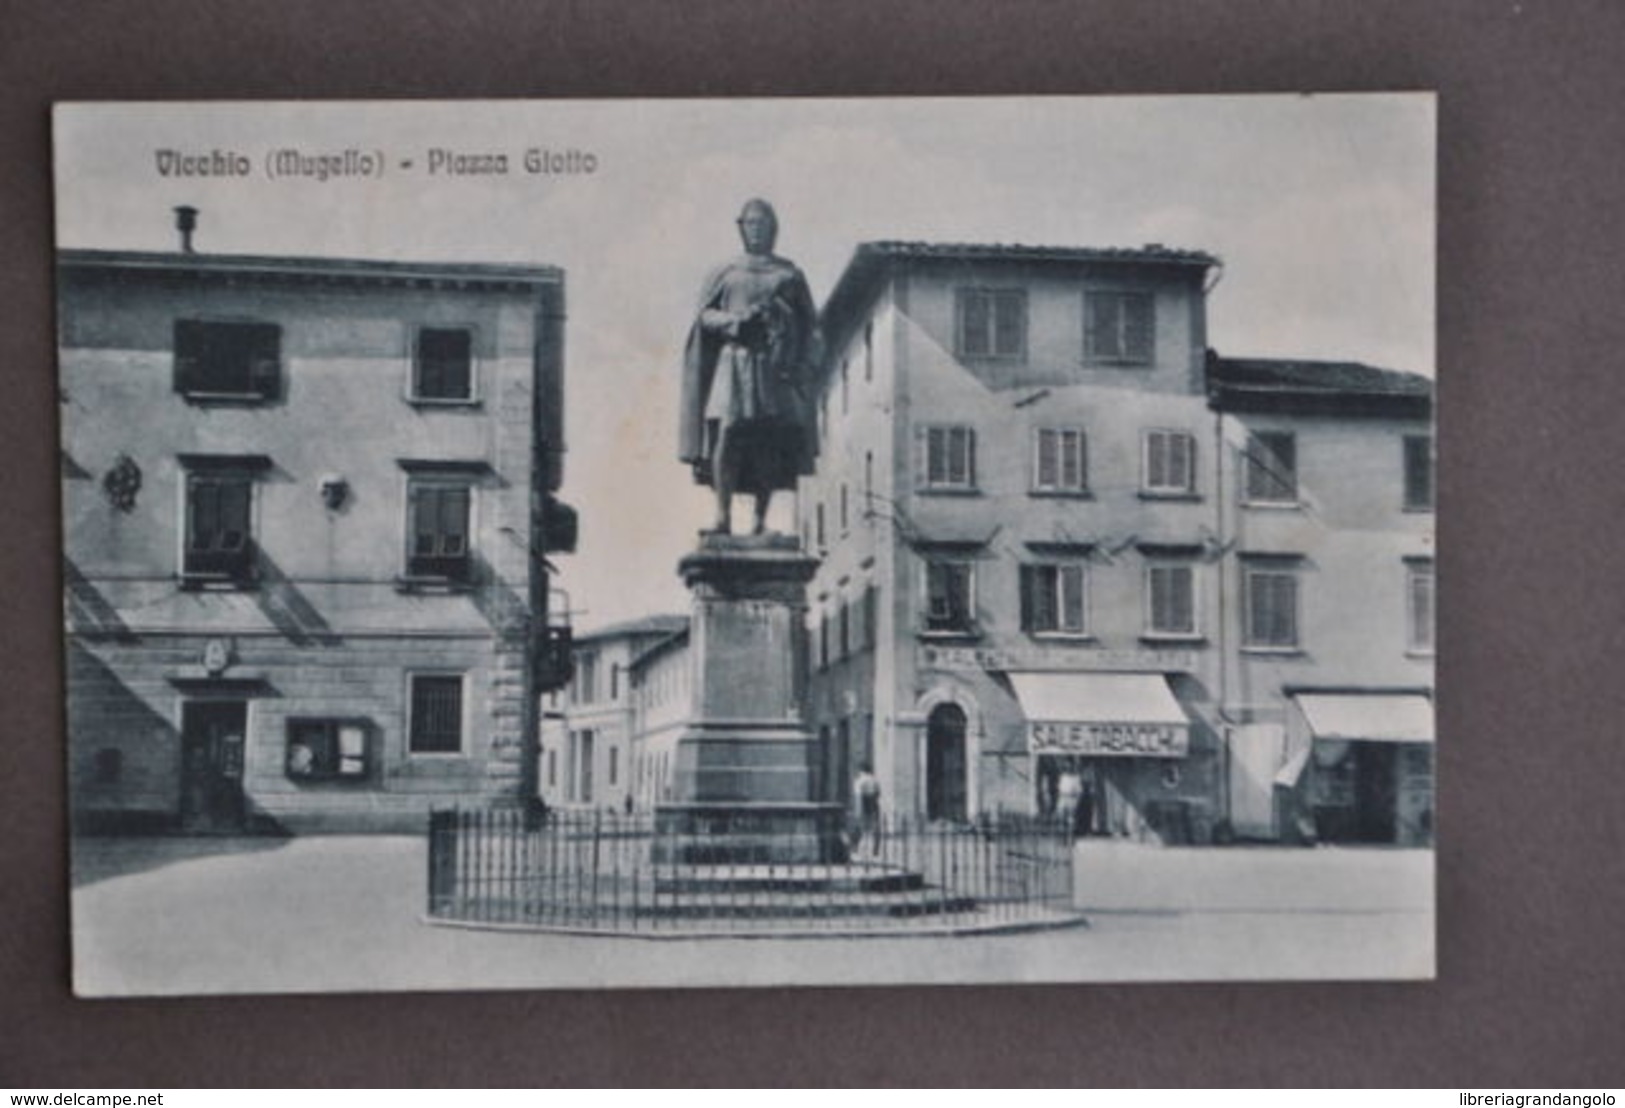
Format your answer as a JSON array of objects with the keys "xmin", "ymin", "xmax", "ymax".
[{"xmin": 655, "ymin": 532, "xmax": 843, "ymax": 863}]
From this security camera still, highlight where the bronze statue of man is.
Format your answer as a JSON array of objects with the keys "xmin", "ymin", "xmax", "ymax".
[{"xmin": 679, "ymin": 199, "xmax": 818, "ymax": 535}]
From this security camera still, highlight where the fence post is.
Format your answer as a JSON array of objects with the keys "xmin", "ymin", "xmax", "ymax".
[{"xmin": 428, "ymin": 807, "xmax": 457, "ymax": 917}]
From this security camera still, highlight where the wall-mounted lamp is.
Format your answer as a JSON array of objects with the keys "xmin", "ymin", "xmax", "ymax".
[{"xmin": 319, "ymin": 474, "xmax": 349, "ymax": 511}]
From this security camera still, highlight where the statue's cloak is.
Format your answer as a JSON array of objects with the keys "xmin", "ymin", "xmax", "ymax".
[{"xmin": 679, "ymin": 255, "xmax": 818, "ymax": 484}]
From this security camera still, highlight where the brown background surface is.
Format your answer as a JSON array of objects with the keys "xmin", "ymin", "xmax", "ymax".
[{"xmin": 4, "ymin": 0, "xmax": 1623, "ymax": 1088}]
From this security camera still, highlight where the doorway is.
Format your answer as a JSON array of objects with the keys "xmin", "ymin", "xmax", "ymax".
[
  {"xmin": 925, "ymin": 703, "xmax": 968, "ymax": 822},
  {"xmin": 179, "ymin": 700, "xmax": 248, "ymax": 832},
  {"xmin": 1353, "ymin": 742, "xmax": 1399, "ymax": 843}
]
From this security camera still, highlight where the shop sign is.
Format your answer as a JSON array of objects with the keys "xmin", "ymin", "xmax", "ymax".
[
  {"xmin": 920, "ymin": 644, "xmax": 1197, "ymax": 673},
  {"xmin": 1028, "ymin": 720, "xmax": 1189, "ymax": 758}
]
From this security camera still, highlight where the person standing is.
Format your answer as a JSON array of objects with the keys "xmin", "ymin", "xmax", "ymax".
[
  {"xmin": 1057, "ymin": 764, "xmax": 1084, "ymax": 838},
  {"xmin": 852, "ymin": 762, "xmax": 882, "ymax": 860}
]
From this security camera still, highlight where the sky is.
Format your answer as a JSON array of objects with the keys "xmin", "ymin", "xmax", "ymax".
[{"xmin": 54, "ymin": 95, "xmax": 1435, "ymax": 630}]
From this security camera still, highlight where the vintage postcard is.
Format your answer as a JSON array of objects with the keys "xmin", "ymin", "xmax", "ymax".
[{"xmin": 57, "ymin": 96, "xmax": 1434, "ymax": 996}]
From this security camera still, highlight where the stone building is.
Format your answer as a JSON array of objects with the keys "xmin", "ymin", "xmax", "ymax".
[
  {"xmin": 60, "ymin": 236, "xmax": 572, "ymax": 833},
  {"xmin": 537, "ymin": 614, "xmax": 686, "ymax": 814},
  {"xmin": 800, "ymin": 241, "xmax": 1433, "ymax": 844}
]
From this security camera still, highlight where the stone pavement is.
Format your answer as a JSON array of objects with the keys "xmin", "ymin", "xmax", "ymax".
[{"xmin": 70, "ymin": 834, "xmax": 1434, "ymax": 997}]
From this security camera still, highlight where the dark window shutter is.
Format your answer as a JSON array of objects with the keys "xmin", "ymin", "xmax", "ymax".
[
  {"xmin": 174, "ymin": 321, "xmax": 203, "ymax": 394},
  {"xmin": 219, "ymin": 479, "xmax": 250, "ymax": 550},
  {"xmin": 1404, "ymin": 436, "xmax": 1433, "ymax": 509},
  {"xmin": 959, "ymin": 292, "xmax": 989, "ymax": 357},
  {"xmin": 248, "ymin": 324, "xmax": 282, "ymax": 400},
  {"xmin": 966, "ymin": 428, "xmax": 977, "ymax": 487},
  {"xmin": 994, "ymin": 291, "xmax": 1025, "ymax": 357},
  {"xmin": 1019, "ymin": 565, "xmax": 1036, "ymax": 632},
  {"xmin": 1125, "ymin": 294, "xmax": 1154, "ymax": 360}
]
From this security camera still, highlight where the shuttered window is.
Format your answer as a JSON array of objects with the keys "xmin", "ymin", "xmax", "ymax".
[
  {"xmin": 1034, "ymin": 428, "xmax": 1087, "ymax": 493},
  {"xmin": 174, "ymin": 320, "xmax": 281, "ymax": 400},
  {"xmin": 1144, "ymin": 430, "xmax": 1196, "ymax": 494},
  {"xmin": 1244, "ymin": 431, "xmax": 1298, "ymax": 504},
  {"xmin": 413, "ymin": 327, "xmax": 473, "ymax": 401},
  {"xmin": 1244, "ymin": 568, "xmax": 1300, "ymax": 648},
  {"xmin": 1408, "ymin": 562, "xmax": 1435, "ymax": 652},
  {"xmin": 922, "ymin": 426, "xmax": 977, "ymax": 490},
  {"xmin": 1021, "ymin": 563, "xmax": 1088, "ymax": 636},
  {"xmin": 957, "ymin": 288, "xmax": 1026, "ymax": 360},
  {"xmin": 925, "ymin": 560, "xmax": 975, "ymax": 634},
  {"xmin": 1145, "ymin": 564, "xmax": 1197, "ymax": 637},
  {"xmin": 406, "ymin": 481, "xmax": 471, "ymax": 580},
  {"xmin": 1404, "ymin": 435, "xmax": 1434, "ymax": 511},
  {"xmin": 1085, "ymin": 292, "xmax": 1154, "ymax": 363},
  {"xmin": 185, "ymin": 473, "xmax": 254, "ymax": 579}
]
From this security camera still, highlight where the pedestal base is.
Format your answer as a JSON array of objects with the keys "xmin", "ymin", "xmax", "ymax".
[
  {"xmin": 653, "ymin": 800, "xmax": 847, "ymax": 864},
  {"xmin": 657, "ymin": 532, "xmax": 837, "ymax": 863}
]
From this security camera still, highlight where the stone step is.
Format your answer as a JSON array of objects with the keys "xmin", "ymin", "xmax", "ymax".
[
  {"xmin": 644, "ymin": 888, "xmax": 980, "ymax": 920},
  {"xmin": 652, "ymin": 864, "xmax": 926, "ymax": 895}
]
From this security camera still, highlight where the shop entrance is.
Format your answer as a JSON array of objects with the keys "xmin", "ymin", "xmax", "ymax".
[
  {"xmin": 1353, "ymin": 742, "xmax": 1399, "ymax": 842},
  {"xmin": 179, "ymin": 700, "xmax": 247, "ymax": 833},
  {"xmin": 925, "ymin": 703, "xmax": 967, "ymax": 822}
]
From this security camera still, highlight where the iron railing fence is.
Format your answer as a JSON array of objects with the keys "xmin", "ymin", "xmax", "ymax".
[{"xmin": 426, "ymin": 807, "xmax": 1077, "ymax": 934}]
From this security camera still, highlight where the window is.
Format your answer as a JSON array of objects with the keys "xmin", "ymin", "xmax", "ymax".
[
  {"xmin": 286, "ymin": 719, "xmax": 369, "ymax": 781},
  {"xmin": 839, "ymin": 598, "xmax": 851, "ymax": 658},
  {"xmin": 608, "ymin": 745, "xmax": 619, "ymax": 788},
  {"xmin": 1244, "ymin": 431, "xmax": 1297, "ymax": 504},
  {"xmin": 1145, "ymin": 564, "xmax": 1198, "ymax": 638},
  {"xmin": 406, "ymin": 479, "xmax": 471, "ymax": 581},
  {"xmin": 413, "ymin": 326, "xmax": 474, "ymax": 401},
  {"xmin": 1033, "ymin": 428, "xmax": 1087, "ymax": 494},
  {"xmin": 174, "ymin": 320, "xmax": 281, "ymax": 400},
  {"xmin": 1407, "ymin": 561, "xmax": 1435, "ymax": 653},
  {"xmin": 570, "ymin": 729, "xmax": 595, "ymax": 803},
  {"xmin": 547, "ymin": 748, "xmax": 557, "ymax": 788},
  {"xmin": 184, "ymin": 470, "xmax": 255, "ymax": 581},
  {"xmin": 816, "ymin": 502, "xmax": 826, "ymax": 549},
  {"xmin": 921, "ymin": 426, "xmax": 977, "ymax": 490},
  {"xmin": 864, "ymin": 451, "xmax": 874, "ymax": 516},
  {"xmin": 1144, "ymin": 430, "xmax": 1196, "ymax": 495},
  {"xmin": 1404, "ymin": 435, "xmax": 1434, "ymax": 511},
  {"xmin": 863, "ymin": 583, "xmax": 879, "ymax": 650},
  {"xmin": 864, "ymin": 321, "xmax": 874, "ymax": 381},
  {"xmin": 841, "ymin": 357, "xmax": 850, "ymax": 414},
  {"xmin": 1085, "ymin": 292, "xmax": 1154, "ymax": 364},
  {"xmin": 956, "ymin": 288, "xmax": 1026, "ymax": 360},
  {"xmin": 924, "ymin": 559, "xmax": 976, "ymax": 634},
  {"xmin": 409, "ymin": 674, "xmax": 464, "ymax": 754},
  {"xmin": 1021, "ymin": 563, "xmax": 1088, "ymax": 636},
  {"xmin": 818, "ymin": 610, "xmax": 830, "ymax": 669},
  {"xmin": 1244, "ymin": 565, "xmax": 1300, "ymax": 649},
  {"xmin": 574, "ymin": 651, "xmax": 598, "ymax": 704},
  {"xmin": 840, "ymin": 484, "xmax": 850, "ymax": 534},
  {"xmin": 609, "ymin": 662, "xmax": 620, "ymax": 702}
]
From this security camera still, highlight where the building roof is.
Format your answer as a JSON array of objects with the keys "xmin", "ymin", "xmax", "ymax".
[
  {"xmin": 820, "ymin": 239, "xmax": 1220, "ymax": 358},
  {"xmin": 628, "ymin": 625, "xmax": 691, "ymax": 672},
  {"xmin": 574, "ymin": 613, "xmax": 688, "ymax": 645},
  {"xmin": 58, "ymin": 248, "xmax": 563, "ymax": 292},
  {"xmin": 1206, "ymin": 355, "xmax": 1433, "ymax": 416},
  {"xmin": 847, "ymin": 240, "xmax": 1220, "ymax": 268}
]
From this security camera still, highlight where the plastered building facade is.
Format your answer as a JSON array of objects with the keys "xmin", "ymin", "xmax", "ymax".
[
  {"xmin": 60, "ymin": 245, "xmax": 568, "ymax": 833},
  {"xmin": 801, "ymin": 242, "xmax": 1433, "ymax": 844}
]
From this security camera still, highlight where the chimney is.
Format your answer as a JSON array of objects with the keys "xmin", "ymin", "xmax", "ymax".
[{"xmin": 174, "ymin": 206, "xmax": 198, "ymax": 253}]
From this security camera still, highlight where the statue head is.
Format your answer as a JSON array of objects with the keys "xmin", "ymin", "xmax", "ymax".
[{"xmin": 735, "ymin": 198, "xmax": 779, "ymax": 255}]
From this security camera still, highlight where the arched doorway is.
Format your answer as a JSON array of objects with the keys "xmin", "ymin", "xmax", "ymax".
[{"xmin": 926, "ymin": 703, "xmax": 968, "ymax": 822}]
